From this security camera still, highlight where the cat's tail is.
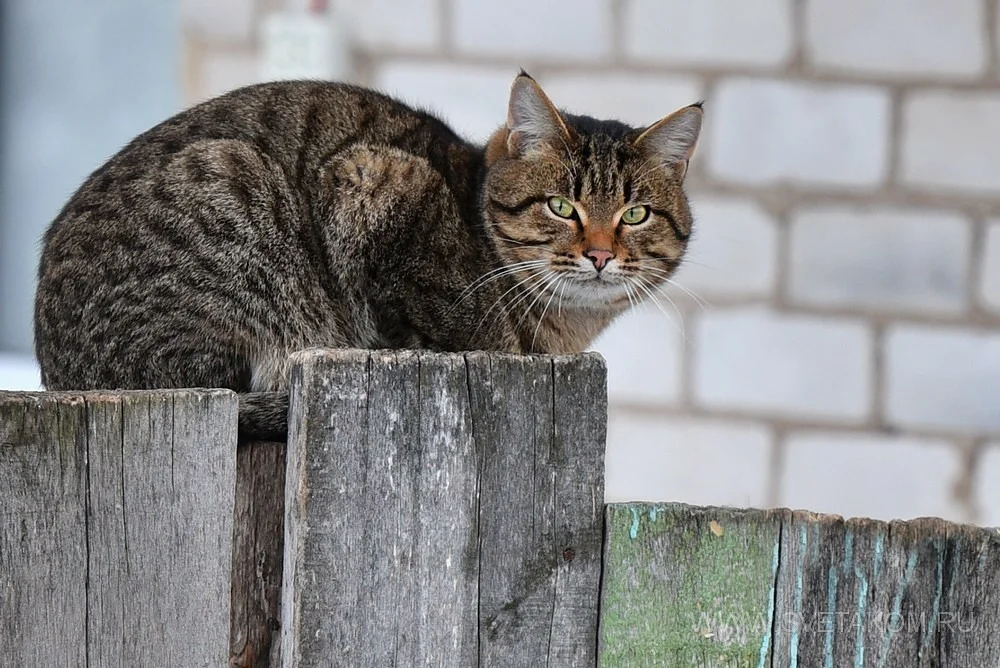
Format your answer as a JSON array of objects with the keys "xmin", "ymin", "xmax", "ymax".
[{"xmin": 238, "ymin": 391, "xmax": 289, "ymax": 442}]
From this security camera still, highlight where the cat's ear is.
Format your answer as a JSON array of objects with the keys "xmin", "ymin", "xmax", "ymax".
[
  {"xmin": 633, "ymin": 102, "xmax": 703, "ymax": 180},
  {"xmin": 506, "ymin": 71, "xmax": 573, "ymax": 157}
]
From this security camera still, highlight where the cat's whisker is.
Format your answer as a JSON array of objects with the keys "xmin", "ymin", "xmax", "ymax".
[
  {"xmin": 488, "ymin": 272, "xmax": 552, "ymax": 344},
  {"xmin": 631, "ymin": 155, "xmax": 671, "ymax": 187},
  {"xmin": 530, "ymin": 275, "xmax": 565, "ymax": 353},
  {"xmin": 556, "ymin": 275, "xmax": 569, "ymax": 318},
  {"xmin": 622, "ymin": 277, "xmax": 638, "ymax": 311},
  {"xmin": 513, "ymin": 270, "xmax": 562, "ymax": 335},
  {"xmin": 663, "ymin": 278, "xmax": 710, "ymax": 311},
  {"xmin": 630, "ymin": 275, "xmax": 688, "ymax": 342},
  {"xmin": 475, "ymin": 268, "xmax": 550, "ymax": 340},
  {"xmin": 632, "ymin": 256, "xmax": 715, "ymax": 271},
  {"xmin": 638, "ymin": 266, "xmax": 711, "ymax": 311},
  {"xmin": 447, "ymin": 260, "xmax": 550, "ymax": 314}
]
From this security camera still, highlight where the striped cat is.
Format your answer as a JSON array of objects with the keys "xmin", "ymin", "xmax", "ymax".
[{"xmin": 34, "ymin": 72, "xmax": 702, "ymax": 438}]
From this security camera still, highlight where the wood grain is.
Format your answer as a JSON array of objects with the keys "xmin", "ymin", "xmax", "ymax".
[
  {"xmin": 0, "ymin": 390, "xmax": 237, "ymax": 667},
  {"xmin": 280, "ymin": 349, "xmax": 606, "ymax": 668},
  {"xmin": 599, "ymin": 503, "xmax": 1000, "ymax": 668},
  {"xmin": 230, "ymin": 439, "xmax": 287, "ymax": 668}
]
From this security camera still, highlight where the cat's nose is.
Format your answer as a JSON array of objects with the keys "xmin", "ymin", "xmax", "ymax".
[{"xmin": 585, "ymin": 249, "xmax": 614, "ymax": 271}]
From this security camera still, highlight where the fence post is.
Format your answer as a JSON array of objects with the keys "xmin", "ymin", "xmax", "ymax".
[
  {"xmin": 279, "ymin": 349, "xmax": 606, "ymax": 667},
  {"xmin": 0, "ymin": 389, "xmax": 237, "ymax": 667}
]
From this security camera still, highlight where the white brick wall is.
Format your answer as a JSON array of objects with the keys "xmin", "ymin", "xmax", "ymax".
[
  {"xmin": 804, "ymin": 0, "xmax": 987, "ymax": 79},
  {"xmin": 606, "ymin": 414, "xmax": 773, "ymax": 507},
  {"xmin": 181, "ymin": 0, "xmax": 256, "ymax": 43},
  {"xmin": 537, "ymin": 73, "xmax": 702, "ymax": 129},
  {"xmin": 707, "ymin": 78, "xmax": 891, "ymax": 188},
  {"xmin": 885, "ymin": 326, "xmax": 1000, "ymax": 434},
  {"xmin": 174, "ymin": 1, "xmax": 1000, "ymax": 526},
  {"xmin": 341, "ymin": 0, "xmax": 441, "ymax": 51},
  {"xmin": 976, "ymin": 443, "xmax": 1000, "ymax": 527},
  {"xmin": 623, "ymin": 0, "xmax": 794, "ymax": 68},
  {"xmin": 694, "ymin": 308, "xmax": 873, "ymax": 421},
  {"xmin": 591, "ymin": 307, "xmax": 684, "ymax": 406},
  {"xmin": 789, "ymin": 207, "xmax": 971, "ymax": 315},
  {"xmin": 451, "ymin": 0, "xmax": 611, "ymax": 61},
  {"xmin": 198, "ymin": 49, "xmax": 259, "ymax": 100},
  {"xmin": 979, "ymin": 220, "xmax": 1000, "ymax": 313},
  {"xmin": 901, "ymin": 91, "xmax": 1000, "ymax": 195},
  {"xmin": 373, "ymin": 62, "xmax": 514, "ymax": 142},
  {"xmin": 678, "ymin": 196, "xmax": 778, "ymax": 298},
  {"xmin": 780, "ymin": 432, "xmax": 965, "ymax": 522}
]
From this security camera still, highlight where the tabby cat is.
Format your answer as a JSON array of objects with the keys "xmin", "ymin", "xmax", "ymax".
[{"xmin": 34, "ymin": 72, "xmax": 702, "ymax": 439}]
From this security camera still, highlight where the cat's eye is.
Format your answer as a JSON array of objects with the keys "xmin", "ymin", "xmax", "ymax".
[
  {"xmin": 620, "ymin": 205, "xmax": 650, "ymax": 225},
  {"xmin": 547, "ymin": 196, "xmax": 576, "ymax": 219}
]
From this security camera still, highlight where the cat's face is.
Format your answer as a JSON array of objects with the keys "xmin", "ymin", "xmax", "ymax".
[{"xmin": 483, "ymin": 73, "xmax": 702, "ymax": 311}]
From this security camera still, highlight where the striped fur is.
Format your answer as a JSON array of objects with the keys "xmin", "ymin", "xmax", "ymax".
[{"xmin": 34, "ymin": 74, "xmax": 701, "ymax": 438}]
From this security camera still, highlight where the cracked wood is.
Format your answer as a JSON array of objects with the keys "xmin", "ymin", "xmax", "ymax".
[{"xmin": 279, "ymin": 349, "xmax": 606, "ymax": 667}]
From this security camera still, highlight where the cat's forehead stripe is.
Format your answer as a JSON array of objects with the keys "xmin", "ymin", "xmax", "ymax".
[{"xmin": 573, "ymin": 132, "xmax": 629, "ymax": 201}]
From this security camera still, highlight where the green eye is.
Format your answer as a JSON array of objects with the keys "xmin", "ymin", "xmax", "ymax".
[
  {"xmin": 547, "ymin": 196, "xmax": 576, "ymax": 219},
  {"xmin": 620, "ymin": 205, "xmax": 650, "ymax": 225}
]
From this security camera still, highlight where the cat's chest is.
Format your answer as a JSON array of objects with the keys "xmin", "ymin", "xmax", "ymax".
[{"xmin": 527, "ymin": 308, "xmax": 621, "ymax": 355}]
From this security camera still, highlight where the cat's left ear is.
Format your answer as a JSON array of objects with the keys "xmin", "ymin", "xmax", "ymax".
[
  {"xmin": 633, "ymin": 103, "xmax": 703, "ymax": 180},
  {"xmin": 506, "ymin": 71, "xmax": 573, "ymax": 157}
]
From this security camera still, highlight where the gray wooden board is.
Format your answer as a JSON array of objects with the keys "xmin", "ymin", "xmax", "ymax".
[
  {"xmin": 280, "ymin": 349, "xmax": 606, "ymax": 668},
  {"xmin": 230, "ymin": 439, "xmax": 287, "ymax": 668},
  {"xmin": 599, "ymin": 503, "xmax": 1000, "ymax": 668},
  {"xmin": 771, "ymin": 513, "xmax": 1000, "ymax": 667},
  {"xmin": 0, "ymin": 392, "xmax": 88, "ymax": 667},
  {"xmin": 0, "ymin": 390, "xmax": 237, "ymax": 667}
]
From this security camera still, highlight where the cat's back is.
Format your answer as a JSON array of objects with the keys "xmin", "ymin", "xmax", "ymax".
[
  {"xmin": 34, "ymin": 81, "xmax": 476, "ymax": 391},
  {"xmin": 55, "ymin": 80, "xmax": 467, "ymax": 216}
]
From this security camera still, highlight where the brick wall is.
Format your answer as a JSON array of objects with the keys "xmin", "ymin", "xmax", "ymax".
[{"xmin": 183, "ymin": 0, "xmax": 1000, "ymax": 525}]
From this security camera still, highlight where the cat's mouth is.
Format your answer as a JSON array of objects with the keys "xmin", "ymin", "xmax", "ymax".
[{"xmin": 555, "ymin": 270, "xmax": 631, "ymax": 306}]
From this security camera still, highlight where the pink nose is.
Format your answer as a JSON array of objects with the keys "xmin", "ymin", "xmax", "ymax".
[{"xmin": 585, "ymin": 249, "xmax": 614, "ymax": 271}]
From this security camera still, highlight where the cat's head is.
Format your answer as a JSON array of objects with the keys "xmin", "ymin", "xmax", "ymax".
[{"xmin": 483, "ymin": 71, "xmax": 702, "ymax": 310}]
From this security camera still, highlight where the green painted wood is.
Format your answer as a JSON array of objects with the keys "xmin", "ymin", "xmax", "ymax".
[
  {"xmin": 599, "ymin": 503, "xmax": 1000, "ymax": 668},
  {"xmin": 599, "ymin": 503, "xmax": 781, "ymax": 667}
]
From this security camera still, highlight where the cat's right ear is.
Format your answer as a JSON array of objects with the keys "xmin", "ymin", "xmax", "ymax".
[{"xmin": 504, "ymin": 72, "xmax": 573, "ymax": 157}]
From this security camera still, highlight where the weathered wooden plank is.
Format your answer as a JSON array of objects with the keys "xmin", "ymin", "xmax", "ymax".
[
  {"xmin": 470, "ymin": 353, "xmax": 555, "ymax": 665},
  {"xmin": 471, "ymin": 353, "xmax": 605, "ymax": 667},
  {"xmin": 599, "ymin": 503, "xmax": 781, "ymax": 667},
  {"xmin": 600, "ymin": 503, "xmax": 1000, "ymax": 668},
  {"xmin": 279, "ymin": 347, "xmax": 371, "ymax": 665},
  {"xmin": 280, "ymin": 349, "xmax": 606, "ymax": 667},
  {"xmin": 547, "ymin": 355, "xmax": 607, "ymax": 666},
  {"xmin": 0, "ymin": 392, "xmax": 88, "ymax": 667},
  {"xmin": 0, "ymin": 390, "xmax": 237, "ymax": 667},
  {"xmin": 771, "ymin": 513, "xmax": 1000, "ymax": 667},
  {"xmin": 229, "ymin": 439, "xmax": 287, "ymax": 668}
]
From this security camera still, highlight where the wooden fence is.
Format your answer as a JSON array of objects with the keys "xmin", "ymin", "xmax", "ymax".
[{"xmin": 2, "ymin": 349, "xmax": 998, "ymax": 667}]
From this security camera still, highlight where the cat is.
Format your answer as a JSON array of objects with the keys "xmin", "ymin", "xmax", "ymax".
[{"xmin": 34, "ymin": 71, "xmax": 702, "ymax": 440}]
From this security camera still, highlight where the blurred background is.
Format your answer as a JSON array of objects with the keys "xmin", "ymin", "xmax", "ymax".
[{"xmin": 1, "ymin": 0, "xmax": 999, "ymax": 525}]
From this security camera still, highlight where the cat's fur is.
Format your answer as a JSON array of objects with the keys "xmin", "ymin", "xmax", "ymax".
[{"xmin": 34, "ymin": 73, "xmax": 702, "ymax": 439}]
